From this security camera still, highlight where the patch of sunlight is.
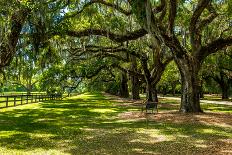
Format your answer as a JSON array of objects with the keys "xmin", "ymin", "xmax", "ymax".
[
  {"xmin": 0, "ymin": 104, "xmax": 40, "ymax": 112},
  {"xmin": 132, "ymin": 128, "xmax": 175, "ymax": 143},
  {"xmin": 132, "ymin": 148, "xmax": 144, "ymax": 152},
  {"xmin": 222, "ymin": 150, "xmax": 232, "ymax": 154},
  {"xmin": 192, "ymin": 139, "xmax": 208, "ymax": 148},
  {"xmin": 90, "ymin": 108, "xmax": 116, "ymax": 113},
  {"xmin": 0, "ymin": 148, "xmax": 70, "ymax": 155},
  {"xmin": 0, "ymin": 131, "xmax": 19, "ymax": 137},
  {"xmin": 200, "ymin": 128, "xmax": 232, "ymax": 138},
  {"xmin": 137, "ymin": 128, "xmax": 159, "ymax": 135},
  {"xmin": 115, "ymin": 119, "xmax": 144, "ymax": 123},
  {"xmin": 29, "ymin": 133, "xmax": 54, "ymax": 139},
  {"xmin": 177, "ymin": 134, "xmax": 189, "ymax": 138},
  {"xmin": 75, "ymin": 93, "xmax": 96, "ymax": 99},
  {"xmin": 195, "ymin": 143, "xmax": 208, "ymax": 148},
  {"xmin": 198, "ymin": 128, "xmax": 214, "ymax": 134},
  {"xmin": 36, "ymin": 118, "xmax": 56, "ymax": 122},
  {"xmin": 13, "ymin": 113, "xmax": 25, "ymax": 117}
]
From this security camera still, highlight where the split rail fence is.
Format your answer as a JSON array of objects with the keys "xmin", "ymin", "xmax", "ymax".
[{"xmin": 0, "ymin": 93, "xmax": 62, "ymax": 109}]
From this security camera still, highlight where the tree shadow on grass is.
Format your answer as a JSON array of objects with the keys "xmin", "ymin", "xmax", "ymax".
[{"xmin": 0, "ymin": 92, "xmax": 231, "ymax": 154}]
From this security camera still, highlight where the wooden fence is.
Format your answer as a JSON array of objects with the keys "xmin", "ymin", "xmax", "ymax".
[{"xmin": 0, "ymin": 94, "xmax": 62, "ymax": 109}]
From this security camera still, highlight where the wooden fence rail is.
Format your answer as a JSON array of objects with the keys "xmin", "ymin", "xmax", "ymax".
[{"xmin": 0, "ymin": 94, "xmax": 62, "ymax": 109}]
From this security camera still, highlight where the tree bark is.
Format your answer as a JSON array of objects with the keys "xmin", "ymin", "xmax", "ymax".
[
  {"xmin": 130, "ymin": 58, "xmax": 140, "ymax": 99},
  {"xmin": 220, "ymin": 83, "xmax": 229, "ymax": 99},
  {"xmin": 212, "ymin": 72, "xmax": 230, "ymax": 100},
  {"xmin": 175, "ymin": 56, "xmax": 203, "ymax": 113},
  {"xmin": 153, "ymin": 88, "xmax": 158, "ymax": 102},
  {"xmin": 199, "ymin": 80, "xmax": 204, "ymax": 99},
  {"xmin": 120, "ymin": 72, "xmax": 129, "ymax": 98},
  {"xmin": 140, "ymin": 56, "xmax": 154, "ymax": 101}
]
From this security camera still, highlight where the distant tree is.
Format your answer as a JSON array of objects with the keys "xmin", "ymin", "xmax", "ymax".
[{"xmin": 202, "ymin": 49, "xmax": 232, "ymax": 99}]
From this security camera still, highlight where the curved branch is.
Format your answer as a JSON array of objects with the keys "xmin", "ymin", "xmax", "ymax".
[
  {"xmin": 199, "ymin": 36, "xmax": 232, "ymax": 61},
  {"xmin": 111, "ymin": 63, "xmax": 144, "ymax": 80},
  {"xmin": 70, "ymin": 45, "xmax": 144, "ymax": 59},
  {"xmin": 63, "ymin": 0, "xmax": 132, "ymax": 20},
  {"xmin": 189, "ymin": 0, "xmax": 210, "ymax": 49},
  {"xmin": 197, "ymin": 3, "xmax": 218, "ymax": 31},
  {"xmin": 168, "ymin": 0, "xmax": 177, "ymax": 35},
  {"xmin": 91, "ymin": 53, "xmax": 129, "ymax": 62},
  {"xmin": 53, "ymin": 28, "xmax": 147, "ymax": 43}
]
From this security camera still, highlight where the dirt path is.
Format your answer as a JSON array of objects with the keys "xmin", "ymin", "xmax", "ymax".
[{"xmin": 159, "ymin": 96, "xmax": 232, "ymax": 106}]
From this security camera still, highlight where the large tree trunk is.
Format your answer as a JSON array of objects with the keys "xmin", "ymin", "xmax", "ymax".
[
  {"xmin": 199, "ymin": 80, "xmax": 204, "ymax": 99},
  {"xmin": 146, "ymin": 80, "xmax": 153, "ymax": 102},
  {"xmin": 139, "ymin": 57, "xmax": 152, "ymax": 102},
  {"xmin": 131, "ymin": 55, "xmax": 140, "ymax": 99},
  {"xmin": 175, "ymin": 56, "xmax": 203, "ymax": 113},
  {"xmin": 26, "ymin": 80, "xmax": 32, "ymax": 95},
  {"xmin": 120, "ymin": 72, "xmax": 129, "ymax": 98},
  {"xmin": 220, "ymin": 83, "xmax": 229, "ymax": 99},
  {"xmin": 140, "ymin": 56, "xmax": 154, "ymax": 101},
  {"xmin": 153, "ymin": 88, "xmax": 158, "ymax": 102},
  {"xmin": 131, "ymin": 75, "xmax": 140, "ymax": 99}
]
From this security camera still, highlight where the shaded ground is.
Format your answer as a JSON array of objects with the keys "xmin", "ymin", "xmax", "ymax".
[{"xmin": 0, "ymin": 92, "xmax": 231, "ymax": 155}]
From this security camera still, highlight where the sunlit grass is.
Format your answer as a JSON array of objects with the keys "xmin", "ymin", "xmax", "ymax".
[
  {"xmin": 0, "ymin": 92, "xmax": 231, "ymax": 154},
  {"xmin": 203, "ymin": 94, "xmax": 231, "ymax": 101}
]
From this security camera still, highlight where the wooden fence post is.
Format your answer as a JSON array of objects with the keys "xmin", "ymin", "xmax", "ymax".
[
  {"xmin": 26, "ymin": 95, "xmax": 28, "ymax": 104},
  {"xmin": 31, "ymin": 95, "xmax": 33, "ymax": 103},
  {"xmin": 6, "ymin": 96, "xmax": 8, "ymax": 107},
  {"xmin": 21, "ymin": 96, "xmax": 23, "ymax": 105},
  {"xmin": 14, "ymin": 96, "xmax": 16, "ymax": 106}
]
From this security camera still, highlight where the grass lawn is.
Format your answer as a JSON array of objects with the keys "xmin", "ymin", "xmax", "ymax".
[
  {"xmin": 203, "ymin": 94, "xmax": 232, "ymax": 102},
  {"xmin": 0, "ymin": 92, "xmax": 231, "ymax": 155}
]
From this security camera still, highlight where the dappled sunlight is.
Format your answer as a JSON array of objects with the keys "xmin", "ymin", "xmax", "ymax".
[
  {"xmin": 90, "ymin": 108, "xmax": 117, "ymax": 113},
  {"xmin": 0, "ymin": 92, "xmax": 231, "ymax": 154}
]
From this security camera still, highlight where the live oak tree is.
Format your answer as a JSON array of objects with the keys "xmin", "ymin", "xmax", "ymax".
[
  {"xmin": 54, "ymin": 0, "xmax": 173, "ymax": 101},
  {"xmin": 68, "ymin": 36, "xmax": 173, "ymax": 101},
  {"xmin": 1, "ymin": 0, "xmax": 232, "ymax": 113},
  {"xmin": 128, "ymin": 0, "xmax": 232, "ymax": 112},
  {"xmin": 56, "ymin": 0, "xmax": 232, "ymax": 112},
  {"xmin": 202, "ymin": 49, "xmax": 232, "ymax": 99}
]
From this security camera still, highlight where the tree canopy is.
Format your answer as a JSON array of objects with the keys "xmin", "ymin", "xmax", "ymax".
[{"xmin": 0, "ymin": 0, "xmax": 231, "ymax": 113}]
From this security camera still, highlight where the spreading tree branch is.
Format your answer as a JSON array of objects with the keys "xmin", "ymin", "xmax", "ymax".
[
  {"xmin": 69, "ymin": 45, "xmax": 144, "ymax": 59},
  {"xmin": 197, "ymin": 3, "xmax": 218, "ymax": 31},
  {"xmin": 63, "ymin": 0, "xmax": 132, "ymax": 20},
  {"xmin": 199, "ymin": 36, "xmax": 232, "ymax": 61},
  {"xmin": 168, "ymin": 0, "xmax": 177, "ymax": 35},
  {"xmin": 111, "ymin": 63, "xmax": 144, "ymax": 79},
  {"xmin": 52, "ymin": 28, "xmax": 147, "ymax": 43},
  {"xmin": 189, "ymin": 0, "xmax": 210, "ymax": 50}
]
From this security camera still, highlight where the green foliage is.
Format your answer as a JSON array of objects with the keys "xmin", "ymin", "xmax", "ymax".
[
  {"xmin": 158, "ymin": 61, "xmax": 181, "ymax": 95},
  {"xmin": 201, "ymin": 49, "xmax": 232, "ymax": 95}
]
